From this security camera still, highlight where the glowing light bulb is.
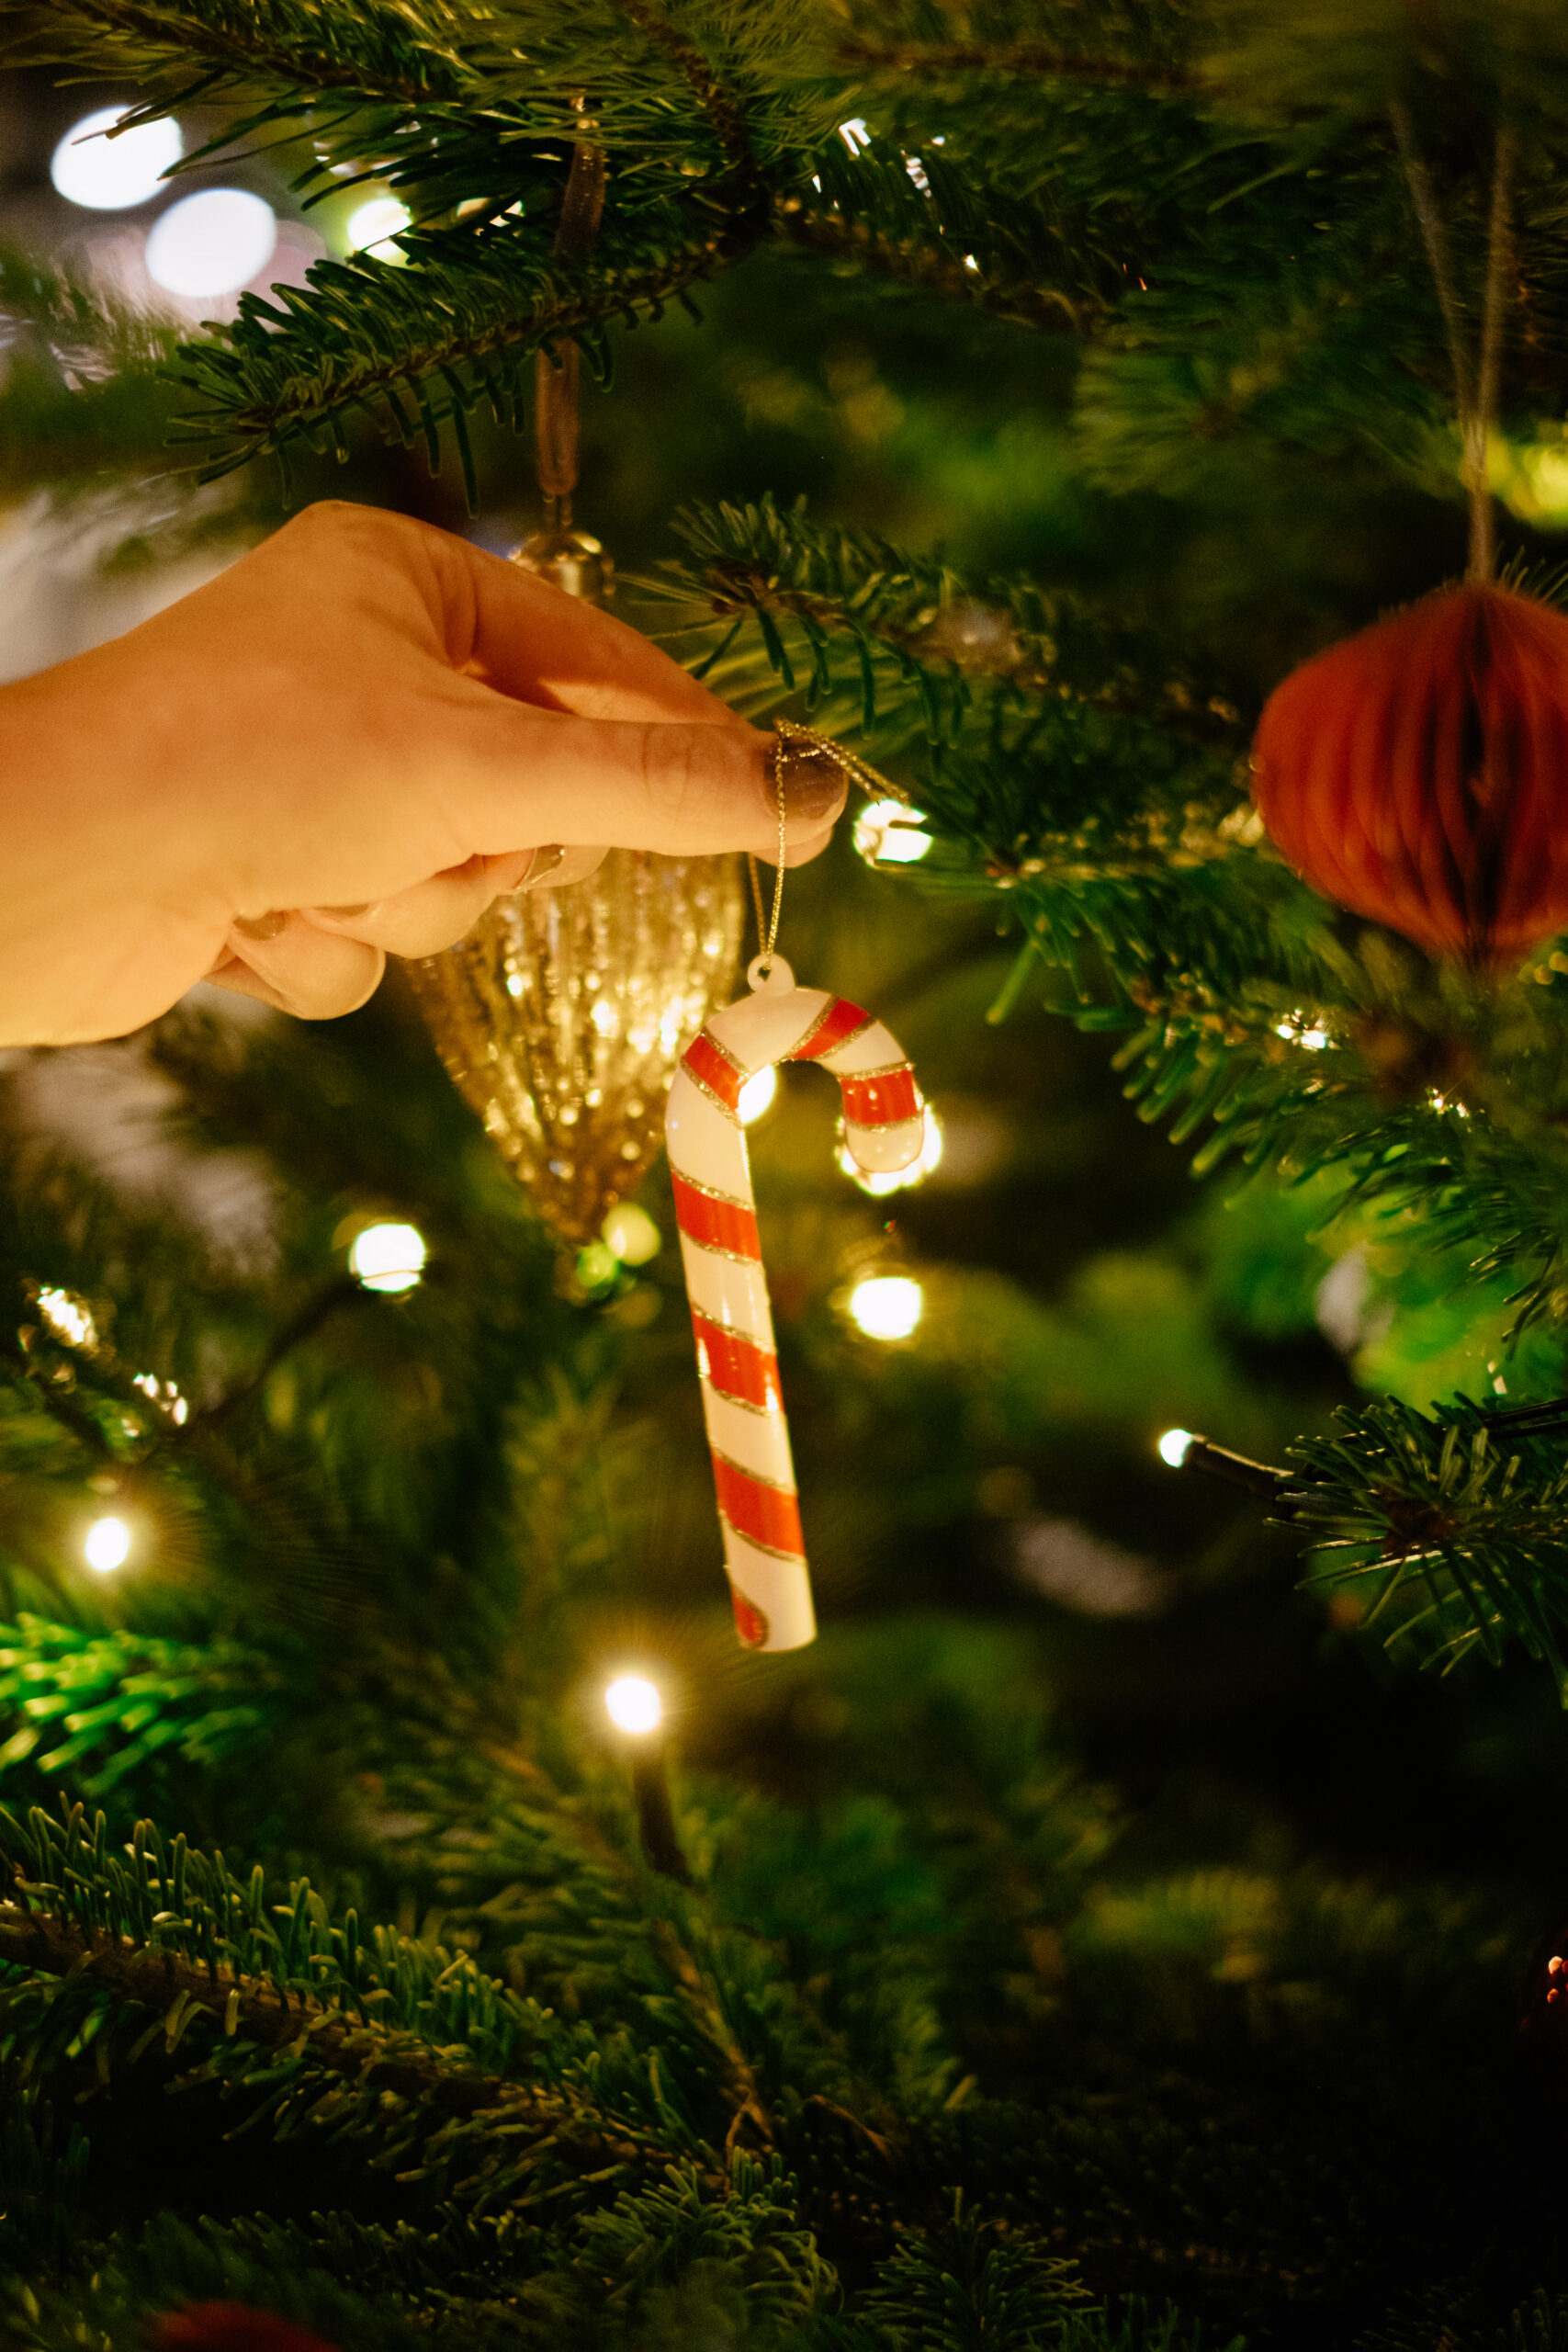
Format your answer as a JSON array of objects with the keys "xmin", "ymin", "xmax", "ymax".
[
  {"xmin": 37, "ymin": 1286, "xmax": 96, "ymax": 1349},
  {"xmin": 605, "ymin": 1675, "xmax": 662, "ymax": 1735},
  {"xmin": 85, "ymin": 1516, "xmax": 131, "ymax": 1574},
  {"xmin": 348, "ymin": 1221, "xmax": 426, "ymax": 1293},
  {"xmin": 51, "ymin": 107, "xmax": 181, "ymax": 210},
  {"xmin": 603, "ymin": 1204, "xmax": 661, "ymax": 1265},
  {"xmin": 1273, "ymin": 1015, "xmax": 1329, "ymax": 1050},
  {"xmin": 838, "ymin": 1102, "xmax": 943, "ymax": 1197},
  {"xmin": 1158, "ymin": 1429, "xmax": 1194, "ymax": 1468},
  {"xmin": 847, "ymin": 1275, "xmax": 923, "ymax": 1341},
  {"xmin": 132, "ymin": 1372, "xmax": 188, "ymax": 1424},
  {"xmin": 346, "ymin": 195, "xmax": 412, "ymax": 261},
  {"xmin": 853, "ymin": 798, "xmax": 931, "ymax": 866},
  {"xmin": 738, "ymin": 1065, "xmax": 778, "ymax": 1125},
  {"xmin": 145, "ymin": 188, "xmax": 276, "ymax": 298}
]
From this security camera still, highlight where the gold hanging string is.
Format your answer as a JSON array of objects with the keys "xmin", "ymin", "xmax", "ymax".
[
  {"xmin": 747, "ymin": 729, "xmax": 789, "ymax": 972},
  {"xmin": 747, "ymin": 850, "xmax": 770, "ymax": 958},
  {"xmin": 1390, "ymin": 101, "xmax": 1517, "ymax": 585},
  {"xmin": 748, "ymin": 719, "xmax": 914, "ymax": 974},
  {"xmin": 1472, "ymin": 123, "xmax": 1517, "ymax": 583},
  {"xmin": 773, "ymin": 717, "xmax": 913, "ymax": 808}
]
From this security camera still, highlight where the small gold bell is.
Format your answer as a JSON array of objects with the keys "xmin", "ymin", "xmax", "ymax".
[{"xmin": 512, "ymin": 526, "xmax": 614, "ymax": 607}]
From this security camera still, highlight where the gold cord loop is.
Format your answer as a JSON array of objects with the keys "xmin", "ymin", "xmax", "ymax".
[{"xmin": 748, "ymin": 720, "xmax": 911, "ymax": 971}]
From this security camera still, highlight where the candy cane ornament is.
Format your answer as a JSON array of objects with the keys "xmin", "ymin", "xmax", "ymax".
[{"xmin": 666, "ymin": 952, "xmax": 925, "ymax": 1652}]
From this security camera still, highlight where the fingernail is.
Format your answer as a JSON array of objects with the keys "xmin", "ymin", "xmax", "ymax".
[
  {"xmin": 519, "ymin": 844, "xmax": 567, "ymax": 889},
  {"xmin": 232, "ymin": 911, "xmax": 288, "ymax": 941},
  {"xmin": 774, "ymin": 746, "xmax": 847, "ymax": 828},
  {"xmin": 485, "ymin": 851, "xmax": 536, "ymax": 893}
]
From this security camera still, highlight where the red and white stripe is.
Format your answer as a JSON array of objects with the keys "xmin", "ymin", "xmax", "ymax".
[{"xmin": 665, "ymin": 955, "xmax": 924, "ymax": 1651}]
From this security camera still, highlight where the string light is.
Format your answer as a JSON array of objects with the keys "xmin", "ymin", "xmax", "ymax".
[
  {"xmin": 37, "ymin": 1286, "xmax": 96, "ymax": 1349},
  {"xmin": 132, "ymin": 1372, "xmax": 188, "ymax": 1425},
  {"xmin": 604, "ymin": 1675, "xmax": 662, "ymax": 1735},
  {"xmin": 346, "ymin": 195, "xmax": 412, "ymax": 261},
  {"xmin": 838, "ymin": 1102, "xmax": 942, "ymax": 1197},
  {"xmin": 738, "ymin": 1066, "xmax": 778, "ymax": 1124},
  {"xmin": 84, "ymin": 1516, "xmax": 131, "ymax": 1574},
  {"xmin": 145, "ymin": 188, "xmax": 276, "ymax": 299},
  {"xmin": 1157, "ymin": 1429, "xmax": 1194, "ymax": 1467},
  {"xmin": 348, "ymin": 1222, "xmax": 426, "ymax": 1294},
  {"xmin": 1273, "ymin": 1014, "xmax": 1330, "ymax": 1050},
  {"xmin": 853, "ymin": 798, "xmax": 932, "ymax": 866},
  {"xmin": 847, "ymin": 1275, "xmax": 923, "ymax": 1341},
  {"xmin": 51, "ymin": 107, "xmax": 180, "ymax": 209},
  {"xmin": 606, "ymin": 1677, "xmax": 689, "ymax": 1879}
]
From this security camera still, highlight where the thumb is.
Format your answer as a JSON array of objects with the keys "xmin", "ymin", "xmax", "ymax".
[{"xmin": 452, "ymin": 697, "xmax": 849, "ymax": 859}]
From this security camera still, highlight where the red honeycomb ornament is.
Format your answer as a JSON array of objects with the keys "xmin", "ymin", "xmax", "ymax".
[
  {"xmin": 1251, "ymin": 583, "xmax": 1568, "ymax": 967},
  {"xmin": 152, "ymin": 2306, "xmax": 339, "ymax": 2352}
]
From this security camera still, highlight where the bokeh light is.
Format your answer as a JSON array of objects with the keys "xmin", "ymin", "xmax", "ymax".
[
  {"xmin": 603, "ymin": 1203, "xmax": 661, "ymax": 1264},
  {"xmin": 1158, "ymin": 1428, "xmax": 1195, "ymax": 1467},
  {"xmin": 346, "ymin": 195, "xmax": 412, "ymax": 261},
  {"xmin": 145, "ymin": 188, "xmax": 277, "ymax": 298},
  {"xmin": 84, "ymin": 1515, "xmax": 131, "ymax": 1574},
  {"xmin": 51, "ymin": 107, "xmax": 181, "ymax": 210},
  {"xmin": 604, "ymin": 1675, "xmax": 662, "ymax": 1735},
  {"xmin": 847, "ymin": 1275, "xmax": 923, "ymax": 1341},
  {"xmin": 37, "ymin": 1285, "xmax": 96, "ymax": 1349},
  {"xmin": 738, "ymin": 1065, "xmax": 778, "ymax": 1125},
  {"xmin": 838, "ymin": 1102, "xmax": 942, "ymax": 1197},
  {"xmin": 575, "ymin": 1240, "xmax": 620, "ymax": 1294},
  {"xmin": 348, "ymin": 1221, "xmax": 427, "ymax": 1294}
]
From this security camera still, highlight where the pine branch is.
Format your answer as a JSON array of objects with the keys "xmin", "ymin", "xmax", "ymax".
[
  {"xmin": 642, "ymin": 493, "xmax": 1246, "ymax": 744},
  {"xmin": 832, "ymin": 31, "xmax": 1194, "ymax": 92},
  {"xmin": 862, "ymin": 2194, "xmax": 1089, "ymax": 2343},
  {"xmin": 170, "ymin": 222, "xmax": 743, "ymax": 481},
  {"xmin": 780, "ymin": 129, "xmax": 1111, "ymax": 329},
  {"xmin": 613, "ymin": 0, "xmax": 758, "ymax": 184},
  {"xmin": 0, "ymin": 1803, "xmax": 689, "ymax": 2196},
  {"xmin": 773, "ymin": 196, "xmax": 1089, "ymax": 331},
  {"xmin": 0, "ymin": 241, "xmax": 179, "ymax": 383},
  {"xmin": 0, "ymin": 0, "xmax": 472, "ymax": 105},
  {"xmin": 0, "ymin": 1617, "xmax": 280, "ymax": 1799},
  {"xmin": 1284, "ymin": 1397, "xmax": 1568, "ymax": 1698},
  {"xmin": 1073, "ymin": 199, "xmax": 1455, "ymax": 497}
]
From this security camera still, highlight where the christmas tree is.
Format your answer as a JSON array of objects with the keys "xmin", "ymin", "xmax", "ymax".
[{"xmin": 6, "ymin": 2, "xmax": 1568, "ymax": 2344}]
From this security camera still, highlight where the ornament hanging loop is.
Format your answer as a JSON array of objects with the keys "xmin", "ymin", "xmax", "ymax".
[
  {"xmin": 747, "ymin": 953, "xmax": 795, "ymax": 995},
  {"xmin": 746, "ymin": 727, "xmax": 793, "ymax": 978},
  {"xmin": 749, "ymin": 718, "xmax": 912, "ymax": 978}
]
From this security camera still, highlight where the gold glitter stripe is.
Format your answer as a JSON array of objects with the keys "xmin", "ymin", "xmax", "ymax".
[
  {"xmin": 711, "ymin": 1443, "xmax": 796, "ymax": 1497},
  {"xmin": 678, "ymin": 1231, "xmax": 763, "ymax": 1268},
  {"xmin": 672, "ymin": 1168, "xmax": 755, "ymax": 1213},
  {"xmin": 677, "ymin": 1064, "xmax": 741, "ymax": 1125},
  {"xmin": 720, "ymin": 1514, "xmax": 808, "ymax": 1566},
  {"xmin": 830, "ymin": 1055, "xmax": 911, "ymax": 1083},
  {"xmin": 704, "ymin": 1385, "xmax": 783, "ymax": 1420}
]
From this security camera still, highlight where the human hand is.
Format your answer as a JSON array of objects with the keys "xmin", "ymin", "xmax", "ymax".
[{"xmin": 0, "ymin": 501, "xmax": 846, "ymax": 1046}]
